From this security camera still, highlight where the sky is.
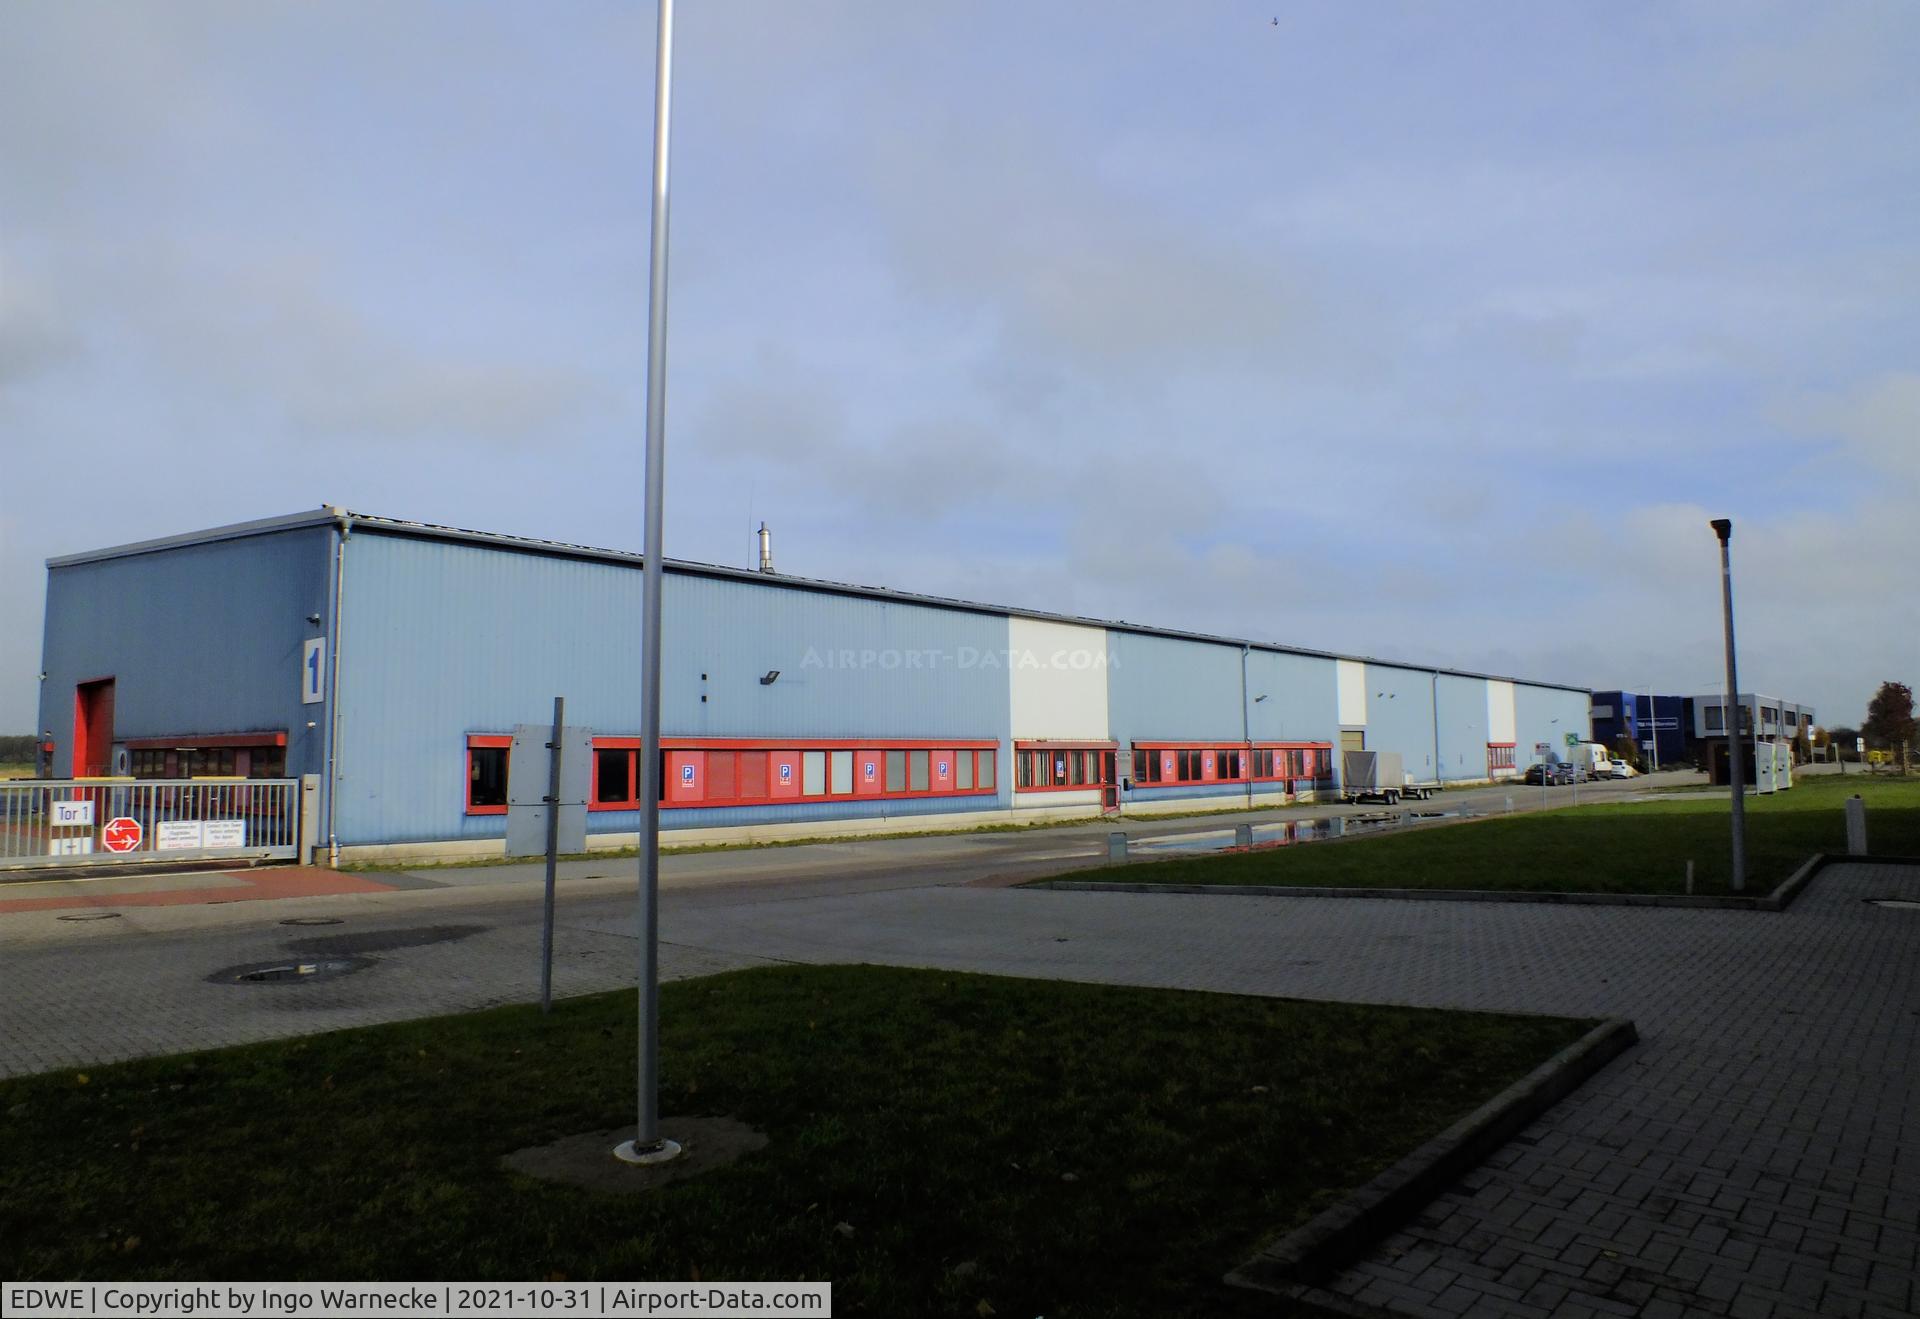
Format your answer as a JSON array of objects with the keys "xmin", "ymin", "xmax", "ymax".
[{"xmin": 2, "ymin": 1, "xmax": 1917, "ymax": 735}]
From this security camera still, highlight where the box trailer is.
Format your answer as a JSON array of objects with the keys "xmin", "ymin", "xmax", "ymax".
[{"xmin": 1338, "ymin": 749, "xmax": 1435, "ymax": 804}]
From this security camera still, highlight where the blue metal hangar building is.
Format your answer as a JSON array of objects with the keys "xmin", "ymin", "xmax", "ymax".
[{"xmin": 38, "ymin": 509, "xmax": 1593, "ymax": 863}]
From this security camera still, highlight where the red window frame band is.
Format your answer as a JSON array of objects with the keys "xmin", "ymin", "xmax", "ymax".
[
  {"xmin": 1014, "ymin": 740, "xmax": 1119, "ymax": 792},
  {"xmin": 1127, "ymin": 741, "xmax": 1333, "ymax": 787},
  {"xmin": 583, "ymin": 737, "xmax": 999, "ymax": 812},
  {"xmin": 466, "ymin": 734, "xmax": 512, "ymax": 815}
]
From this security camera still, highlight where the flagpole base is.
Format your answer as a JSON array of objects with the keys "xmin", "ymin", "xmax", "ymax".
[{"xmin": 613, "ymin": 1137, "xmax": 683, "ymax": 1166}]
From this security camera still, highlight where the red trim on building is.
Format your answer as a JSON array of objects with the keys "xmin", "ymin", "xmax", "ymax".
[
  {"xmin": 465, "ymin": 734, "xmax": 511, "ymax": 815},
  {"xmin": 1127, "ymin": 740, "xmax": 1334, "ymax": 789},
  {"xmin": 1014, "ymin": 741, "xmax": 1119, "ymax": 792},
  {"xmin": 584, "ymin": 737, "xmax": 1000, "ymax": 811}
]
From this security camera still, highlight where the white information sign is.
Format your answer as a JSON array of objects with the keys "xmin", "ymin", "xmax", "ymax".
[
  {"xmin": 49, "ymin": 835, "xmax": 94, "ymax": 856},
  {"xmin": 155, "ymin": 820, "xmax": 205, "ymax": 851},
  {"xmin": 1534, "ymin": 741, "xmax": 1552, "ymax": 757},
  {"xmin": 51, "ymin": 799, "xmax": 95, "ymax": 827},
  {"xmin": 201, "ymin": 819, "xmax": 247, "ymax": 849},
  {"xmin": 301, "ymin": 636, "xmax": 327, "ymax": 705}
]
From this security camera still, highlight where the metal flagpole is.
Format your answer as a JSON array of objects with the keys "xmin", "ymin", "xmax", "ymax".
[
  {"xmin": 1710, "ymin": 519, "xmax": 1747, "ymax": 892},
  {"xmin": 616, "ymin": 0, "xmax": 680, "ymax": 1166}
]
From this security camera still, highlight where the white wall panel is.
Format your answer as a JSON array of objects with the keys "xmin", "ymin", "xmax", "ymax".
[
  {"xmin": 1337, "ymin": 659, "xmax": 1367, "ymax": 727},
  {"xmin": 1009, "ymin": 617, "xmax": 1110, "ymax": 740},
  {"xmin": 1487, "ymin": 679, "xmax": 1517, "ymax": 743}
]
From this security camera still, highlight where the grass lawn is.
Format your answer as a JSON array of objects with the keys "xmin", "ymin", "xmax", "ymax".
[
  {"xmin": 0, "ymin": 762, "xmax": 33, "ymax": 781},
  {"xmin": 1068, "ymin": 775, "xmax": 1920, "ymax": 897},
  {"xmin": 0, "ymin": 965, "xmax": 1591, "ymax": 1317}
]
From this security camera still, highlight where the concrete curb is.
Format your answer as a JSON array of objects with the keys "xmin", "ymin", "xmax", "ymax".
[
  {"xmin": 1224, "ymin": 1016, "xmax": 1639, "ymax": 1307},
  {"xmin": 1038, "ymin": 853, "xmax": 1838, "ymax": 911}
]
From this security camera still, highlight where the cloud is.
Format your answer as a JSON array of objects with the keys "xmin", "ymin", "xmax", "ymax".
[{"xmin": 1792, "ymin": 372, "xmax": 1920, "ymax": 484}]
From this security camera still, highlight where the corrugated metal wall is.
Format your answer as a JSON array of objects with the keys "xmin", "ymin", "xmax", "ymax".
[
  {"xmin": 1105, "ymin": 631, "xmax": 1245, "ymax": 742},
  {"xmin": 1247, "ymin": 649, "xmax": 1339, "ymax": 744},
  {"xmin": 38, "ymin": 528, "xmax": 334, "ymax": 780},
  {"xmin": 1434, "ymin": 673, "xmax": 1491, "ymax": 782},
  {"xmin": 333, "ymin": 531, "xmax": 1013, "ymax": 843},
  {"xmin": 1513, "ymin": 682, "xmax": 1593, "ymax": 764},
  {"xmin": 1357, "ymin": 663, "xmax": 1440, "ymax": 781}
]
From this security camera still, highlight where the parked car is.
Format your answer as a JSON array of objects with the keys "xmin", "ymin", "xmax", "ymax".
[
  {"xmin": 1523, "ymin": 762, "xmax": 1581, "ymax": 785},
  {"xmin": 1608, "ymin": 759, "xmax": 1637, "ymax": 779}
]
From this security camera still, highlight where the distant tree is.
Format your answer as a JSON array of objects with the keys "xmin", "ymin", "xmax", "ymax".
[
  {"xmin": 0, "ymin": 734, "xmax": 37, "ymax": 762},
  {"xmin": 1810, "ymin": 725, "xmax": 1830, "ymax": 749},
  {"xmin": 1610, "ymin": 734, "xmax": 1641, "ymax": 769},
  {"xmin": 1829, "ymin": 726, "xmax": 1863, "ymax": 762},
  {"xmin": 1864, "ymin": 681, "xmax": 1916, "ymax": 770}
]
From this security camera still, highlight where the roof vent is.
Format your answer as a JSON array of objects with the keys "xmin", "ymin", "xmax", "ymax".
[{"xmin": 757, "ymin": 522, "xmax": 775, "ymax": 574}]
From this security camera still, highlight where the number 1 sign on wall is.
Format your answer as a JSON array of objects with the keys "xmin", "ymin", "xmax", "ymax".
[{"xmin": 301, "ymin": 638, "xmax": 326, "ymax": 705}]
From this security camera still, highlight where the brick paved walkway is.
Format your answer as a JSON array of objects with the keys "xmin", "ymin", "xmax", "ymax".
[{"xmin": 2, "ymin": 860, "xmax": 1915, "ymax": 1317}]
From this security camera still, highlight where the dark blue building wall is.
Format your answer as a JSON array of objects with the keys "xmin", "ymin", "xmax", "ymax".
[
  {"xmin": 38, "ymin": 528, "xmax": 335, "ymax": 781},
  {"xmin": 1592, "ymin": 691, "xmax": 1689, "ymax": 766}
]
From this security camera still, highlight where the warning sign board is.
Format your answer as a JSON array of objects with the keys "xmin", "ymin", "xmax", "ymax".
[{"xmin": 102, "ymin": 816, "xmax": 143, "ymax": 853}]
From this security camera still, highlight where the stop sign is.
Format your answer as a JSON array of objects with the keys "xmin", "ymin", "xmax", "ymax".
[{"xmin": 102, "ymin": 816, "xmax": 143, "ymax": 853}]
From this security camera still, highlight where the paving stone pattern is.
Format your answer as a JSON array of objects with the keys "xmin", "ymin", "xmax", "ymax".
[{"xmin": 2, "ymin": 860, "xmax": 1915, "ymax": 1318}]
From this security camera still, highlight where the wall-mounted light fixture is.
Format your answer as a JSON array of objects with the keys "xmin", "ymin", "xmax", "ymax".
[
  {"xmin": 306, "ymin": 613, "xmax": 323, "ymax": 626},
  {"xmin": 760, "ymin": 670, "xmax": 780, "ymax": 686},
  {"xmin": 1253, "ymin": 694, "xmax": 1269, "ymax": 703}
]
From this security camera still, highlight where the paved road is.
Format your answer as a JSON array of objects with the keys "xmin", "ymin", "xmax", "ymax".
[{"xmin": 6, "ymin": 770, "xmax": 1911, "ymax": 1319}]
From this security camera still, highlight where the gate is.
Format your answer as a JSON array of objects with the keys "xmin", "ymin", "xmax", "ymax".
[{"xmin": 0, "ymin": 779, "xmax": 301, "ymax": 871}]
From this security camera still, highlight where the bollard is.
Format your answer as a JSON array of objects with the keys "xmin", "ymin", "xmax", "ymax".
[
  {"xmin": 1505, "ymin": 795, "xmax": 1514, "ymax": 815},
  {"xmin": 1108, "ymin": 831, "xmax": 1129, "ymax": 863},
  {"xmin": 1845, "ymin": 794, "xmax": 1869, "ymax": 856},
  {"xmin": 1234, "ymin": 823, "xmax": 1254, "ymax": 849},
  {"xmin": 1686, "ymin": 860, "xmax": 1694, "ymax": 895}
]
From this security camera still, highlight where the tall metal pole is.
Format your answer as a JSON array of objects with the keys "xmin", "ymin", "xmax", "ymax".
[
  {"xmin": 1710, "ymin": 519, "xmax": 1747, "ymax": 892},
  {"xmin": 541, "ymin": 695, "xmax": 563, "ymax": 1015},
  {"xmin": 615, "ymin": 0, "xmax": 680, "ymax": 1166}
]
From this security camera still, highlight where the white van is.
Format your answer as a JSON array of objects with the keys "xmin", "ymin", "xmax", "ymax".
[{"xmin": 1562, "ymin": 742, "xmax": 1611, "ymax": 780}]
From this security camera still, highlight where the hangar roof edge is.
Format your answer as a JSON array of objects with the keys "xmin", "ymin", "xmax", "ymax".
[{"xmin": 46, "ymin": 507, "xmax": 1592, "ymax": 696}]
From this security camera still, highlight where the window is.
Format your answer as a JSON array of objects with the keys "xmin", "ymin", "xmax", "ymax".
[
  {"xmin": 467, "ymin": 736, "xmax": 510, "ymax": 814},
  {"xmin": 1705, "ymin": 705, "xmax": 1725, "ymax": 732},
  {"xmin": 595, "ymin": 749, "xmax": 631, "ymax": 805},
  {"xmin": 1487, "ymin": 743, "xmax": 1516, "ymax": 772},
  {"xmin": 581, "ymin": 739, "xmax": 997, "ymax": 810}
]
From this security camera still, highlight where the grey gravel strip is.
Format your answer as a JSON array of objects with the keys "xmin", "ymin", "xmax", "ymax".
[{"xmin": 1225, "ymin": 1017, "xmax": 1640, "ymax": 1305}]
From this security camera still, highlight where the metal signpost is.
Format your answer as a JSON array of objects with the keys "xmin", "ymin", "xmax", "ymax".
[
  {"xmin": 541, "ymin": 696, "xmax": 564, "ymax": 1015},
  {"xmin": 617, "ymin": 0, "xmax": 681, "ymax": 1168},
  {"xmin": 1710, "ymin": 519, "xmax": 1747, "ymax": 891}
]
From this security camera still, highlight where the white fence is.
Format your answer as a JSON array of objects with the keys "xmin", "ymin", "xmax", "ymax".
[{"xmin": 0, "ymin": 779, "xmax": 300, "ymax": 870}]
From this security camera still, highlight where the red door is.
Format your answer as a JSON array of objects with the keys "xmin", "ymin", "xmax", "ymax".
[{"xmin": 73, "ymin": 679, "xmax": 115, "ymax": 777}]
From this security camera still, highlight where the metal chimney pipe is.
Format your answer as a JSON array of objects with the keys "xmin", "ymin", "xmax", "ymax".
[{"xmin": 757, "ymin": 521, "xmax": 774, "ymax": 574}]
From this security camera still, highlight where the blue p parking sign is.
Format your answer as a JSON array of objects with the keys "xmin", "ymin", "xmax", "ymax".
[{"xmin": 680, "ymin": 764, "xmax": 694, "ymax": 785}]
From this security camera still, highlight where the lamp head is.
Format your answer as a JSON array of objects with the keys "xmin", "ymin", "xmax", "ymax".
[{"xmin": 1709, "ymin": 518, "xmax": 1732, "ymax": 543}]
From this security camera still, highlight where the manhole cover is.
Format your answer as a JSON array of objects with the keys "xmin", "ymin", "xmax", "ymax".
[
  {"xmin": 279, "ymin": 917, "xmax": 344, "ymax": 926},
  {"xmin": 208, "ymin": 957, "xmax": 372, "ymax": 985},
  {"xmin": 56, "ymin": 911, "xmax": 122, "ymax": 921},
  {"xmin": 1865, "ymin": 898, "xmax": 1920, "ymax": 911}
]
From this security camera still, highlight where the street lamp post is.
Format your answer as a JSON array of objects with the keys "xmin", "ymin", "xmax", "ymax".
[
  {"xmin": 615, "ymin": 0, "xmax": 680, "ymax": 1167},
  {"xmin": 1710, "ymin": 518, "xmax": 1747, "ymax": 892}
]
